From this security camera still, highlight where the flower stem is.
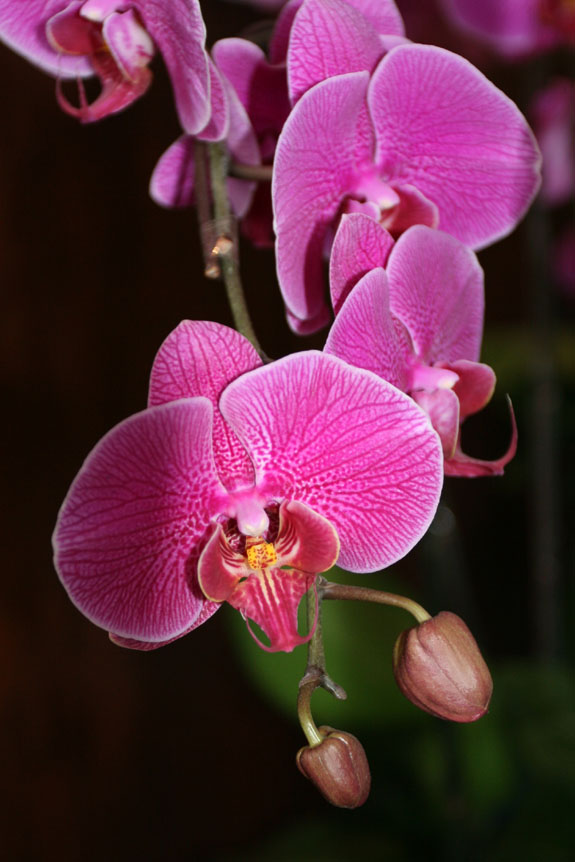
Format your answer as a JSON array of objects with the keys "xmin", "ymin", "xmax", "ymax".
[
  {"xmin": 193, "ymin": 141, "xmax": 266, "ymax": 358},
  {"xmin": 229, "ymin": 161, "xmax": 273, "ymax": 182},
  {"xmin": 320, "ymin": 579, "xmax": 431, "ymax": 624},
  {"xmin": 298, "ymin": 583, "xmax": 347, "ymax": 746}
]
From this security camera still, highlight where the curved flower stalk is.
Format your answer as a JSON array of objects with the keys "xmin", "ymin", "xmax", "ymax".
[
  {"xmin": 53, "ymin": 321, "xmax": 443, "ymax": 653},
  {"xmin": 441, "ymin": 0, "xmax": 575, "ymax": 59},
  {"xmin": 273, "ymin": 44, "xmax": 541, "ymax": 332},
  {"xmin": 0, "ymin": 0, "xmax": 226, "ymax": 135},
  {"xmin": 325, "ymin": 219, "xmax": 517, "ymax": 476}
]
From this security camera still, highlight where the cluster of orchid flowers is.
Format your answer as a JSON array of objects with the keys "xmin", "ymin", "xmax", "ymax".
[{"xmin": 2, "ymin": 0, "xmax": 550, "ymax": 807}]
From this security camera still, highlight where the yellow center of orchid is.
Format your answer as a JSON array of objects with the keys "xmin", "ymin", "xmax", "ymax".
[{"xmin": 246, "ymin": 537, "xmax": 278, "ymax": 570}]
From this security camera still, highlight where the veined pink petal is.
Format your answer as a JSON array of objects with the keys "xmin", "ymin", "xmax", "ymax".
[
  {"xmin": 109, "ymin": 599, "xmax": 220, "ymax": 650},
  {"xmin": 288, "ymin": 0, "xmax": 383, "ymax": 104},
  {"xmin": 149, "ymin": 135, "xmax": 196, "ymax": 209},
  {"xmin": 448, "ymin": 359, "xmax": 496, "ymax": 419},
  {"xmin": 386, "ymin": 226, "xmax": 485, "ymax": 364},
  {"xmin": 330, "ymin": 213, "xmax": 395, "ymax": 315},
  {"xmin": 273, "ymin": 71, "xmax": 371, "ymax": 325},
  {"xmin": 324, "ymin": 268, "xmax": 412, "ymax": 391},
  {"xmin": 213, "ymin": 38, "xmax": 290, "ymax": 143},
  {"xmin": 275, "ymin": 500, "xmax": 340, "ymax": 573},
  {"xmin": 286, "ymin": 305, "xmax": 332, "ymax": 335},
  {"xmin": 220, "ymin": 351, "xmax": 443, "ymax": 572},
  {"xmin": 0, "ymin": 0, "xmax": 93, "ymax": 77},
  {"xmin": 195, "ymin": 58, "xmax": 229, "ymax": 142},
  {"xmin": 133, "ymin": 0, "xmax": 211, "ymax": 135},
  {"xmin": 369, "ymin": 44, "xmax": 541, "ymax": 249},
  {"xmin": 228, "ymin": 567, "xmax": 315, "ymax": 652},
  {"xmin": 53, "ymin": 399, "xmax": 226, "ymax": 642},
  {"xmin": 412, "ymin": 388, "xmax": 460, "ymax": 460},
  {"xmin": 149, "ymin": 321, "xmax": 262, "ymax": 489},
  {"xmin": 445, "ymin": 399, "xmax": 518, "ymax": 477}
]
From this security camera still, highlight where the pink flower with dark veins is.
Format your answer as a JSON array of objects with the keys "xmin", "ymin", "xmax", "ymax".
[
  {"xmin": 441, "ymin": 0, "xmax": 575, "ymax": 59},
  {"xmin": 53, "ymin": 321, "xmax": 443, "ymax": 652},
  {"xmin": 325, "ymin": 217, "xmax": 517, "ymax": 477},
  {"xmin": 273, "ymin": 44, "xmax": 541, "ymax": 333},
  {"xmin": 0, "ymin": 0, "xmax": 226, "ymax": 134}
]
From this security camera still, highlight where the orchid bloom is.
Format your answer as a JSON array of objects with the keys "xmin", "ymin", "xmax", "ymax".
[
  {"xmin": 441, "ymin": 0, "xmax": 575, "ymax": 59},
  {"xmin": 325, "ymin": 217, "xmax": 517, "ymax": 477},
  {"xmin": 531, "ymin": 79, "xmax": 575, "ymax": 207},
  {"xmin": 53, "ymin": 321, "xmax": 443, "ymax": 653},
  {"xmin": 0, "ymin": 0, "xmax": 226, "ymax": 135},
  {"xmin": 273, "ymin": 43, "xmax": 541, "ymax": 333}
]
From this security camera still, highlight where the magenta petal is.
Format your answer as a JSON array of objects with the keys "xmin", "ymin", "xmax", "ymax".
[
  {"xmin": 448, "ymin": 359, "xmax": 496, "ymax": 419},
  {"xmin": 149, "ymin": 135, "xmax": 195, "ymax": 209},
  {"xmin": 53, "ymin": 399, "xmax": 226, "ymax": 642},
  {"xmin": 195, "ymin": 58, "xmax": 229, "ymax": 142},
  {"xmin": 441, "ymin": 0, "xmax": 560, "ymax": 57},
  {"xmin": 325, "ymin": 268, "xmax": 412, "ymax": 391},
  {"xmin": 0, "ymin": 0, "xmax": 93, "ymax": 77},
  {"xmin": 273, "ymin": 71, "xmax": 371, "ymax": 325},
  {"xmin": 288, "ymin": 0, "xmax": 384, "ymax": 104},
  {"xmin": 197, "ymin": 524, "xmax": 246, "ymax": 602},
  {"xmin": 138, "ymin": 0, "xmax": 211, "ymax": 134},
  {"xmin": 369, "ymin": 44, "xmax": 541, "ymax": 249},
  {"xmin": 412, "ymin": 388, "xmax": 460, "ymax": 460},
  {"xmin": 149, "ymin": 321, "xmax": 262, "ymax": 489},
  {"xmin": 445, "ymin": 399, "xmax": 518, "ymax": 477},
  {"xmin": 382, "ymin": 183, "xmax": 439, "ymax": 235},
  {"xmin": 102, "ymin": 9, "xmax": 154, "ymax": 82},
  {"xmin": 386, "ymin": 226, "xmax": 485, "ymax": 364},
  {"xmin": 47, "ymin": 4, "xmax": 95, "ymax": 55},
  {"xmin": 330, "ymin": 213, "xmax": 395, "ymax": 315},
  {"xmin": 220, "ymin": 351, "xmax": 443, "ymax": 572},
  {"xmin": 286, "ymin": 305, "xmax": 332, "ymax": 335},
  {"xmin": 228, "ymin": 567, "xmax": 314, "ymax": 653},
  {"xmin": 275, "ymin": 500, "xmax": 340, "ymax": 573},
  {"xmin": 109, "ymin": 599, "xmax": 220, "ymax": 650}
]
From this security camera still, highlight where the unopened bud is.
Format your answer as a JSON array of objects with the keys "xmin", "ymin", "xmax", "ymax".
[
  {"xmin": 393, "ymin": 611, "xmax": 493, "ymax": 722},
  {"xmin": 296, "ymin": 726, "xmax": 371, "ymax": 808}
]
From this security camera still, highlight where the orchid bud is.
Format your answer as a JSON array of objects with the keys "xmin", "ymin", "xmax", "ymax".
[
  {"xmin": 296, "ymin": 726, "xmax": 371, "ymax": 808},
  {"xmin": 393, "ymin": 611, "xmax": 493, "ymax": 722}
]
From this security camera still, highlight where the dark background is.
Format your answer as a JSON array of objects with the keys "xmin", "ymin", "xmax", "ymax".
[{"xmin": 0, "ymin": 1, "xmax": 573, "ymax": 859}]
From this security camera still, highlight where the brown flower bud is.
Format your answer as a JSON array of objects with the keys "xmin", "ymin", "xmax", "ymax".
[
  {"xmin": 393, "ymin": 611, "xmax": 493, "ymax": 722},
  {"xmin": 296, "ymin": 726, "xmax": 371, "ymax": 808}
]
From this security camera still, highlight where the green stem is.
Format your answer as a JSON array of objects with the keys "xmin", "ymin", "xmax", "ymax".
[
  {"xmin": 229, "ymin": 161, "xmax": 273, "ymax": 182},
  {"xmin": 320, "ymin": 579, "xmax": 431, "ymax": 624}
]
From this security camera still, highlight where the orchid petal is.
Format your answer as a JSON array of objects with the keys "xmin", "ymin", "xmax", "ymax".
[
  {"xmin": 330, "ymin": 213, "xmax": 394, "ymax": 315},
  {"xmin": 220, "ymin": 351, "xmax": 443, "ymax": 572},
  {"xmin": 195, "ymin": 58, "xmax": 229, "ymax": 142},
  {"xmin": 412, "ymin": 388, "xmax": 460, "ymax": 460},
  {"xmin": 448, "ymin": 359, "xmax": 496, "ymax": 419},
  {"xmin": 228, "ymin": 568, "xmax": 315, "ymax": 652},
  {"xmin": 381, "ymin": 183, "xmax": 439, "ymax": 236},
  {"xmin": 53, "ymin": 399, "xmax": 226, "ymax": 642},
  {"xmin": 288, "ymin": 0, "xmax": 383, "ymax": 104},
  {"xmin": 149, "ymin": 135, "xmax": 196, "ymax": 209},
  {"xmin": 137, "ymin": 0, "xmax": 211, "ymax": 135},
  {"xmin": 109, "ymin": 599, "xmax": 219, "ymax": 650},
  {"xmin": 149, "ymin": 321, "xmax": 262, "ymax": 489},
  {"xmin": 325, "ymin": 268, "xmax": 412, "ymax": 391},
  {"xmin": 386, "ymin": 226, "xmax": 485, "ymax": 364},
  {"xmin": 0, "ymin": 0, "xmax": 93, "ymax": 77},
  {"xmin": 286, "ymin": 305, "xmax": 332, "ymax": 335},
  {"xmin": 369, "ymin": 44, "xmax": 541, "ymax": 249},
  {"xmin": 273, "ymin": 71, "xmax": 371, "ymax": 326},
  {"xmin": 445, "ymin": 398, "xmax": 518, "ymax": 477},
  {"xmin": 213, "ymin": 38, "xmax": 290, "ymax": 142},
  {"xmin": 47, "ymin": 4, "xmax": 95, "ymax": 55},
  {"xmin": 197, "ymin": 524, "xmax": 246, "ymax": 602},
  {"xmin": 102, "ymin": 9, "xmax": 153, "ymax": 82},
  {"xmin": 275, "ymin": 500, "xmax": 340, "ymax": 573}
]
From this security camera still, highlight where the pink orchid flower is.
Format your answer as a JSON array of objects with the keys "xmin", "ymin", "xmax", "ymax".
[
  {"xmin": 0, "ymin": 0, "xmax": 225, "ymax": 134},
  {"xmin": 325, "ymin": 217, "xmax": 517, "ymax": 477},
  {"xmin": 273, "ymin": 45, "xmax": 541, "ymax": 333},
  {"xmin": 441, "ymin": 0, "xmax": 575, "ymax": 59},
  {"xmin": 53, "ymin": 321, "xmax": 443, "ymax": 653}
]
